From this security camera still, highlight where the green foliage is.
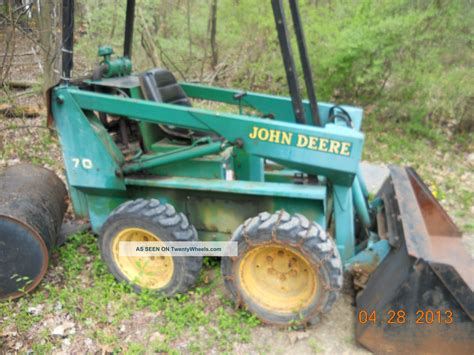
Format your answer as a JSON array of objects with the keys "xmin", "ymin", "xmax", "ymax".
[
  {"xmin": 304, "ymin": 0, "xmax": 473, "ymax": 133},
  {"xmin": 74, "ymin": 0, "xmax": 472, "ymax": 133},
  {"xmin": 363, "ymin": 111, "xmax": 473, "ymax": 232}
]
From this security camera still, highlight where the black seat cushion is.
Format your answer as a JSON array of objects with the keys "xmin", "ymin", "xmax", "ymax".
[
  {"xmin": 139, "ymin": 68, "xmax": 221, "ymax": 141},
  {"xmin": 139, "ymin": 69, "xmax": 192, "ymax": 139},
  {"xmin": 140, "ymin": 69, "xmax": 192, "ymax": 107}
]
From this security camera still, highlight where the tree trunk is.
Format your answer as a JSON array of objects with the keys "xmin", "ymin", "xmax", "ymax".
[
  {"xmin": 186, "ymin": 0, "xmax": 192, "ymax": 59},
  {"xmin": 110, "ymin": 0, "xmax": 118, "ymax": 39},
  {"xmin": 0, "ymin": 0, "xmax": 16, "ymax": 85},
  {"xmin": 159, "ymin": 0, "xmax": 173, "ymax": 38},
  {"xmin": 209, "ymin": 0, "xmax": 218, "ymax": 70},
  {"xmin": 138, "ymin": 8, "xmax": 161, "ymax": 67},
  {"xmin": 34, "ymin": 0, "xmax": 60, "ymax": 96}
]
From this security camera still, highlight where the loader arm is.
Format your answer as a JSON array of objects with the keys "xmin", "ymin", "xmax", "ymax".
[{"xmin": 58, "ymin": 87, "xmax": 364, "ymax": 186}]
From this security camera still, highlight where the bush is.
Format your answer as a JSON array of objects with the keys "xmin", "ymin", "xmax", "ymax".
[{"xmin": 74, "ymin": 0, "xmax": 473, "ymax": 134}]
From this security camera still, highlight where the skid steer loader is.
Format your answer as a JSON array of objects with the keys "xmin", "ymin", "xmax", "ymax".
[{"xmin": 1, "ymin": 0, "xmax": 472, "ymax": 353}]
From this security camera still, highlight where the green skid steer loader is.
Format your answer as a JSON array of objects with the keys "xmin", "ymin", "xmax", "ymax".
[{"xmin": 1, "ymin": 0, "xmax": 472, "ymax": 353}]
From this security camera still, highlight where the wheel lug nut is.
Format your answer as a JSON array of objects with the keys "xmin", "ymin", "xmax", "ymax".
[
  {"xmin": 278, "ymin": 250, "xmax": 284, "ymax": 257},
  {"xmin": 266, "ymin": 256, "xmax": 273, "ymax": 263}
]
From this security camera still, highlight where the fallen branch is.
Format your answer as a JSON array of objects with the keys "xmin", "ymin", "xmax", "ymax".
[
  {"xmin": 2, "ymin": 80, "xmax": 38, "ymax": 89},
  {"xmin": 12, "ymin": 89, "xmax": 36, "ymax": 99},
  {"xmin": 0, "ymin": 125, "xmax": 53, "ymax": 133},
  {"xmin": 0, "ymin": 51, "xmax": 34, "ymax": 57},
  {"xmin": 0, "ymin": 104, "xmax": 41, "ymax": 118},
  {"xmin": 6, "ymin": 62, "xmax": 41, "ymax": 67}
]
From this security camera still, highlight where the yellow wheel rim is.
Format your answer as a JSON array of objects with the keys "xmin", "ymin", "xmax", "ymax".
[
  {"xmin": 238, "ymin": 244, "xmax": 318, "ymax": 313},
  {"xmin": 112, "ymin": 227, "xmax": 174, "ymax": 289}
]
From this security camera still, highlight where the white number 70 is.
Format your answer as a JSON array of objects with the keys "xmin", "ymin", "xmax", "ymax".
[{"xmin": 72, "ymin": 158, "xmax": 93, "ymax": 169}]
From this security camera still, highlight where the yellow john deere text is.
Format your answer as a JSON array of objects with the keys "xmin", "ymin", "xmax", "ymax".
[{"xmin": 248, "ymin": 126, "xmax": 352, "ymax": 156}]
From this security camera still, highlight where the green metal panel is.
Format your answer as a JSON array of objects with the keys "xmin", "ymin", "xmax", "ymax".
[
  {"xmin": 124, "ymin": 176, "xmax": 326, "ymax": 201},
  {"xmin": 185, "ymin": 194, "xmax": 325, "ymax": 239},
  {"xmin": 51, "ymin": 89, "xmax": 125, "ymax": 191},
  {"xmin": 233, "ymin": 148, "xmax": 264, "ymax": 181},
  {"xmin": 85, "ymin": 191, "xmax": 128, "ymax": 230},
  {"xmin": 81, "ymin": 185, "xmax": 325, "ymax": 243},
  {"xmin": 130, "ymin": 187, "xmax": 324, "ymax": 242},
  {"xmin": 333, "ymin": 184, "xmax": 355, "ymax": 261},
  {"xmin": 67, "ymin": 185, "xmax": 89, "ymax": 218}
]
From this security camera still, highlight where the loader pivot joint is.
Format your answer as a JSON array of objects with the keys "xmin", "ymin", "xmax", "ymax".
[{"xmin": 234, "ymin": 138, "xmax": 244, "ymax": 148}]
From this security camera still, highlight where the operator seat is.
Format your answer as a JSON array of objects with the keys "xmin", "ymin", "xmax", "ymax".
[
  {"xmin": 140, "ymin": 68, "xmax": 192, "ymax": 107},
  {"xmin": 139, "ymin": 68, "xmax": 212, "ymax": 140}
]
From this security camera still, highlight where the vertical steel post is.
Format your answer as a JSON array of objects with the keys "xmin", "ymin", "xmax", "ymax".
[
  {"xmin": 123, "ymin": 0, "xmax": 136, "ymax": 58},
  {"xmin": 333, "ymin": 184, "xmax": 356, "ymax": 261},
  {"xmin": 61, "ymin": 0, "xmax": 75, "ymax": 84},
  {"xmin": 271, "ymin": 0, "xmax": 307, "ymax": 124},
  {"xmin": 289, "ymin": 0, "xmax": 321, "ymax": 126},
  {"xmin": 352, "ymin": 176, "xmax": 371, "ymax": 228}
]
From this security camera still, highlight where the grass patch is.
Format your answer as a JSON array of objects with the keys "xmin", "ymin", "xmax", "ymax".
[
  {"xmin": 363, "ymin": 113, "xmax": 473, "ymax": 232},
  {"xmin": 0, "ymin": 233, "xmax": 259, "ymax": 352}
]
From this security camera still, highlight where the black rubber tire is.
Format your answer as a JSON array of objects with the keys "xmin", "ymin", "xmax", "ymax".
[
  {"xmin": 99, "ymin": 198, "xmax": 202, "ymax": 296},
  {"xmin": 221, "ymin": 210, "xmax": 343, "ymax": 326}
]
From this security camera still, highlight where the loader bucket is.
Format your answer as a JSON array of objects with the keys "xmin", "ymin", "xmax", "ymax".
[{"xmin": 355, "ymin": 165, "xmax": 474, "ymax": 354}]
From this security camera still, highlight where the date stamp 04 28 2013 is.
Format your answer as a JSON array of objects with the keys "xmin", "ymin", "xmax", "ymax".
[{"xmin": 357, "ymin": 309, "xmax": 454, "ymax": 325}]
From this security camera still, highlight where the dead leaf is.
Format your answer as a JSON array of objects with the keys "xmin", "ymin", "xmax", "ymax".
[
  {"xmin": 288, "ymin": 331, "xmax": 309, "ymax": 345},
  {"xmin": 51, "ymin": 321, "xmax": 75, "ymax": 337}
]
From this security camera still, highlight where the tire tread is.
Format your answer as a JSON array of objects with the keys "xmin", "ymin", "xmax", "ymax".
[{"xmin": 101, "ymin": 199, "xmax": 202, "ymax": 296}]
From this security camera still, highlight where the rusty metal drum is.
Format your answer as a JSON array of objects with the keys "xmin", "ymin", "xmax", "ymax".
[{"xmin": 0, "ymin": 164, "xmax": 67, "ymax": 300}]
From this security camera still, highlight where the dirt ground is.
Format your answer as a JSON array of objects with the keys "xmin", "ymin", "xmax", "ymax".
[{"xmin": 1, "ymin": 32, "xmax": 473, "ymax": 354}]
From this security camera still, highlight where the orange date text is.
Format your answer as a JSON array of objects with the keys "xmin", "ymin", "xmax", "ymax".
[{"xmin": 357, "ymin": 309, "xmax": 453, "ymax": 325}]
